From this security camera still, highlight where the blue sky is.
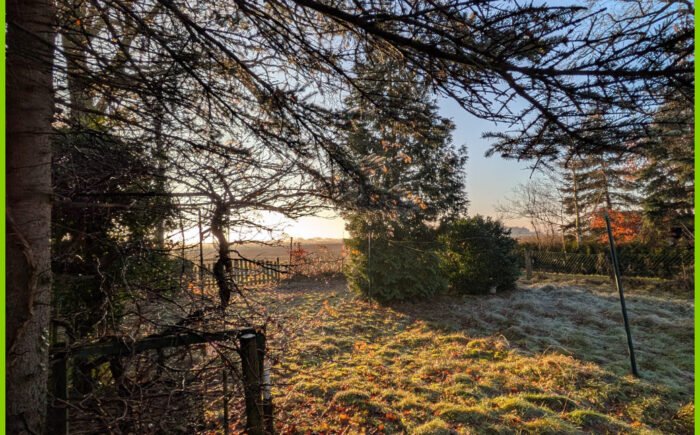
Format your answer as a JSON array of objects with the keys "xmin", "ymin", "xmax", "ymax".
[{"xmin": 284, "ymin": 98, "xmax": 537, "ymax": 239}]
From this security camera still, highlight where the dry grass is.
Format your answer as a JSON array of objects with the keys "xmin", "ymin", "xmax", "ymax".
[{"xmin": 258, "ymin": 276, "xmax": 692, "ymax": 434}]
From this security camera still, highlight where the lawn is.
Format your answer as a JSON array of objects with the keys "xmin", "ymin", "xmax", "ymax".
[{"xmin": 260, "ymin": 275, "xmax": 693, "ymax": 434}]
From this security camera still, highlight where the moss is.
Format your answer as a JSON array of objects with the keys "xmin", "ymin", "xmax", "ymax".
[
  {"xmin": 293, "ymin": 381, "xmax": 326, "ymax": 397},
  {"xmin": 413, "ymin": 419, "xmax": 451, "ymax": 435},
  {"xmin": 412, "ymin": 386, "xmax": 442, "ymax": 402},
  {"xmin": 522, "ymin": 416, "xmax": 579, "ymax": 434},
  {"xmin": 522, "ymin": 393, "xmax": 578, "ymax": 412},
  {"xmin": 333, "ymin": 389, "xmax": 370, "ymax": 406},
  {"xmin": 567, "ymin": 410, "xmax": 627, "ymax": 432},
  {"xmin": 437, "ymin": 405, "xmax": 490, "ymax": 424},
  {"xmin": 491, "ymin": 397, "xmax": 549, "ymax": 420}
]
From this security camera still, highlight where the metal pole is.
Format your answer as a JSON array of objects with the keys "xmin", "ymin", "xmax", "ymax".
[
  {"xmin": 367, "ymin": 232, "xmax": 371, "ymax": 305},
  {"xmin": 222, "ymin": 359, "xmax": 230, "ymax": 435},
  {"xmin": 198, "ymin": 209, "xmax": 205, "ymax": 282},
  {"xmin": 604, "ymin": 213, "xmax": 639, "ymax": 377},
  {"xmin": 525, "ymin": 249, "xmax": 533, "ymax": 280}
]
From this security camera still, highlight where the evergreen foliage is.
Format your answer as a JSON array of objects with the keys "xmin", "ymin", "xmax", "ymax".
[
  {"xmin": 439, "ymin": 216, "xmax": 519, "ymax": 295},
  {"xmin": 345, "ymin": 218, "xmax": 446, "ymax": 302},
  {"xmin": 559, "ymin": 154, "xmax": 635, "ymax": 221},
  {"xmin": 342, "ymin": 54, "xmax": 466, "ymax": 301},
  {"xmin": 341, "ymin": 54, "xmax": 468, "ymax": 219},
  {"xmin": 52, "ymin": 125, "xmax": 178, "ymax": 338},
  {"xmin": 636, "ymin": 91, "xmax": 694, "ymax": 237}
]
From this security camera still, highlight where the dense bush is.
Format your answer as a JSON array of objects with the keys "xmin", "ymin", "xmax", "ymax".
[
  {"xmin": 439, "ymin": 216, "xmax": 519, "ymax": 294},
  {"xmin": 344, "ymin": 218, "xmax": 447, "ymax": 302},
  {"xmin": 345, "ymin": 237, "xmax": 447, "ymax": 302}
]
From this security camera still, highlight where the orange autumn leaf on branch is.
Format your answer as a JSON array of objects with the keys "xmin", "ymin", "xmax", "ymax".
[{"xmin": 590, "ymin": 209, "xmax": 642, "ymax": 243}]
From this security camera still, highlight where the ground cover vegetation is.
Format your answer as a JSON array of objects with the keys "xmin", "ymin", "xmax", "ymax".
[{"xmin": 266, "ymin": 277, "xmax": 693, "ymax": 434}]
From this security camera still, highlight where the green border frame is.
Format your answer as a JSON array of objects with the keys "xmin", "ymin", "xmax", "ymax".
[
  {"xmin": 692, "ymin": 7, "xmax": 699, "ymax": 428},
  {"xmin": 1, "ymin": 0, "xmax": 7, "ymax": 431}
]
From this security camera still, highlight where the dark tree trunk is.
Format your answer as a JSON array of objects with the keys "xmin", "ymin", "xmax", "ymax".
[
  {"xmin": 7, "ymin": 0, "xmax": 55, "ymax": 432},
  {"xmin": 211, "ymin": 203, "xmax": 233, "ymax": 307}
]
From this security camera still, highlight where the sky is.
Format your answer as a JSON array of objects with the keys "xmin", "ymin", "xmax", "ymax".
[{"xmin": 283, "ymin": 97, "xmax": 538, "ymax": 239}]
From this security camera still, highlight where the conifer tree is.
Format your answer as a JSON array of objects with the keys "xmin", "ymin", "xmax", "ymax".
[
  {"xmin": 558, "ymin": 151, "xmax": 637, "ymax": 237},
  {"xmin": 636, "ymin": 91, "xmax": 694, "ymax": 237},
  {"xmin": 342, "ymin": 53, "xmax": 467, "ymax": 301}
]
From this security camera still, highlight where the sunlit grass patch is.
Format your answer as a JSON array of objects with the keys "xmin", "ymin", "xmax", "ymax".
[
  {"xmin": 413, "ymin": 419, "xmax": 451, "ymax": 435},
  {"xmin": 435, "ymin": 404, "xmax": 490, "ymax": 424},
  {"xmin": 522, "ymin": 393, "xmax": 578, "ymax": 412},
  {"xmin": 263, "ymin": 277, "xmax": 692, "ymax": 434},
  {"xmin": 522, "ymin": 416, "xmax": 579, "ymax": 434}
]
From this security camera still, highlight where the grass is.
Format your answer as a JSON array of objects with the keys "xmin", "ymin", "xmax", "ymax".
[{"xmin": 260, "ymin": 276, "xmax": 692, "ymax": 434}]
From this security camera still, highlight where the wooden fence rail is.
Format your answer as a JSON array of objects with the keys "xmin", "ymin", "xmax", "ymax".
[{"xmin": 194, "ymin": 257, "xmax": 288, "ymax": 287}]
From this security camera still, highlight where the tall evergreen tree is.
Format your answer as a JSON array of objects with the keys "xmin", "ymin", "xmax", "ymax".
[
  {"xmin": 558, "ymin": 156, "xmax": 585, "ymax": 247},
  {"xmin": 342, "ymin": 53, "xmax": 467, "ymax": 301},
  {"xmin": 636, "ymin": 91, "xmax": 694, "ymax": 237},
  {"xmin": 342, "ymin": 53, "xmax": 467, "ymax": 223},
  {"xmin": 558, "ymin": 151, "xmax": 637, "ymax": 240}
]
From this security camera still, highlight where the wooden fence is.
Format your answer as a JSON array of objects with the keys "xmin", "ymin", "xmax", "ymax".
[
  {"xmin": 48, "ymin": 328, "xmax": 273, "ymax": 435},
  {"xmin": 194, "ymin": 257, "xmax": 288, "ymax": 287}
]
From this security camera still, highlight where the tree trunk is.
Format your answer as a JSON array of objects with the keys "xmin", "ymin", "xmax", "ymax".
[
  {"xmin": 600, "ymin": 158, "xmax": 613, "ymax": 210},
  {"xmin": 571, "ymin": 164, "xmax": 581, "ymax": 249},
  {"xmin": 7, "ymin": 0, "xmax": 55, "ymax": 432}
]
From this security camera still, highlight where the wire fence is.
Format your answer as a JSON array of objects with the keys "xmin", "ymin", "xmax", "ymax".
[{"xmin": 523, "ymin": 249, "xmax": 693, "ymax": 280}]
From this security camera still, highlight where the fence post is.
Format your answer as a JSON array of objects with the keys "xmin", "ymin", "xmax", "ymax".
[
  {"xmin": 276, "ymin": 257, "xmax": 280, "ymax": 281},
  {"xmin": 367, "ymin": 232, "xmax": 372, "ymax": 305},
  {"xmin": 239, "ymin": 330, "xmax": 264, "ymax": 434},
  {"xmin": 256, "ymin": 332, "xmax": 274, "ymax": 433},
  {"xmin": 222, "ymin": 357, "xmax": 230, "ymax": 435},
  {"xmin": 198, "ymin": 209, "xmax": 205, "ymax": 284},
  {"xmin": 524, "ymin": 249, "xmax": 533, "ymax": 280},
  {"xmin": 48, "ymin": 347, "xmax": 68, "ymax": 435},
  {"xmin": 604, "ymin": 213, "xmax": 639, "ymax": 378}
]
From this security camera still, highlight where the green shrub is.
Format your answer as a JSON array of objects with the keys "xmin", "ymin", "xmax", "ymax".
[
  {"xmin": 344, "ymin": 214, "xmax": 447, "ymax": 302},
  {"xmin": 439, "ymin": 216, "xmax": 519, "ymax": 294},
  {"xmin": 345, "ymin": 237, "xmax": 447, "ymax": 302}
]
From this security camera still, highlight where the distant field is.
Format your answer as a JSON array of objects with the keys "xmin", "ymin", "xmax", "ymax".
[{"xmin": 188, "ymin": 239, "xmax": 345, "ymax": 263}]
